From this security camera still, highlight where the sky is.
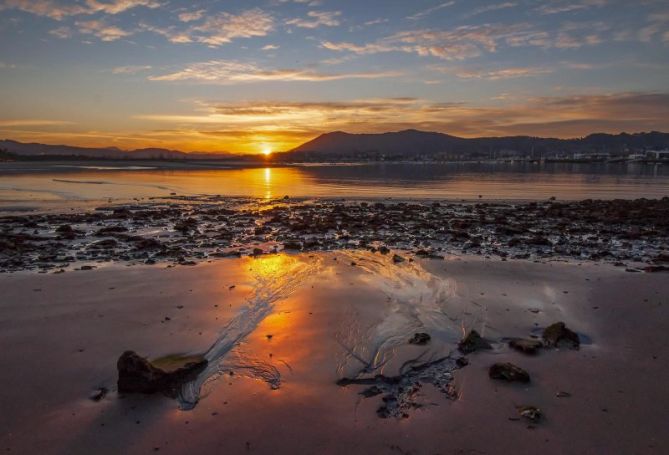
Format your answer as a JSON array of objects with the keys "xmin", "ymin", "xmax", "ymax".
[{"xmin": 1, "ymin": 0, "xmax": 668, "ymax": 154}]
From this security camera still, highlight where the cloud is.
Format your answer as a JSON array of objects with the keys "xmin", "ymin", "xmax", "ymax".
[
  {"xmin": 49, "ymin": 25, "xmax": 72, "ymax": 38},
  {"xmin": 138, "ymin": 9, "xmax": 273, "ymax": 46},
  {"xmin": 286, "ymin": 11, "xmax": 341, "ymax": 28},
  {"xmin": 147, "ymin": 60, "xmax": 401, "ymax": 83},
  {"xmin": 0, "ymin": 119, "xmax": 72, "ymax": 127},
  {"xmin": 111, "ymin": 65, "xmax": 152, "ymax": 74},
  {"xmin": 323, "ymin": 23, "xmax": 543, "ymax": 60},
  {"xmin": 0, "ymin": 61, "xmax": 17, "ymax": 69},
  {"xmin": 76, "ymin": 19, "xmax": 132, "ymax": 41},
  {"xmin": 465, "ymin": 2, "xmax": 517, "ymax": 18},
  {"xmin": 261, "ymin": 44, "xmax": 280, "ymax": 51},
  {"xmin": 407, "ymin": 1, "xmax": 455, "ymax": 21},
  {"xmin": 191, "ymin": 8, "xmax": 274, "ymax": 46},
  {"xmin": 323, "ymin": 19, "xmax": 609, "ymax": 61},
  {"xmin": 537, "ymin": 0, "xmax": 606, "ymax": 15},
  {"xmin": 452, "ymin": 66, "xmax": 553, "ymax": 80},
  {"xmin": 0, "ymin": 0, "xmax": 160, "ymax": 20},
  {"xmin": 135, "ymin": 92, "xmax": 669, "ymax": 141},
  {"xmin": 178, "ymin": 9, "xmax": 205, "ymax": 22}
]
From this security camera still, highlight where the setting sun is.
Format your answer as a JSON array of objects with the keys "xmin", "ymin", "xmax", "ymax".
[{"xmin": 262, "ymin": 146, "xmax": 272, "ymax": 156}]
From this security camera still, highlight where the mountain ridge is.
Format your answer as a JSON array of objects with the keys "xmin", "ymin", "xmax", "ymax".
[
  {"xmin": 289, "ymin": 130, "xmax": 669, "ymax": 158},
  {"xmin": 2, "ymin": 129, "xmax": 669, "ymax": 161}
]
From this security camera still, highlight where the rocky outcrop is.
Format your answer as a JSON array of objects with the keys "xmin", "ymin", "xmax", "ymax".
[
  {"xmin": 542, "ymin": 322, "xmax": 580, "ymax": 349},
  {"xmin": 117, "ymin": 351, "xmax": 208, "ymax": 398},
  {"xmin": 458, "ymin": 330, "xmax": 492, "ymax": 354},
  {"xmin": 489, "ymin": 362, "xmax": 530, "ymax": 383}
]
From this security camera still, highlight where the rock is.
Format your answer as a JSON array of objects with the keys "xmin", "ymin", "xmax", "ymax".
[
  {"xmin": 392, "ymin": 254, "xmax": 405, "ymax": 263},
  {"xmin": 456, "ymin": 357, "xmax": 469, "ymax": 367},
  {"xmin": 408, "ymin": 332, "xmax": 431, "ymax": 345},
  {"xmin": 509, "ymin": 338, "xmax": 543, "ymax": 355},
  {"xmin": 556, "ymin": 391, "xmax": 571, "ymax": 398},
  {"xmin": 88, "ymin": 387, "xmax": 108, "ymax": 402},
  {"xmin": 458, "ymin": 330, "xmax": 492, "ymax": 354},
  {"xmin": 117, "ymin": 351, "xmax": 208, "ymax": 398},
  {"xmin": 378, "ymin": 246, "xmax": 390, "ymax": 255},
  {"xmin": 542, "ymin": 322, "xmax": 580, "ymax": 349},
  {"xmin": 252, "ymin": 248, "xmax": 264, "ymax": 256},
  {"xmin": 644, "ymin": 265, "xmax": 669, "ymax": 273},
  {"xmin": 283, "ymin": 241, "xmax": 303, "ymax": 250},
  {"xmin": 518, "ymin": 406, "xmax": 542, "ymax": 422},
  {"xmin": 489, "ymin": 362, "xmax": 530, "ymax": 383},
  {"xmin": 360, "ymin": 386, "xmax": 383, "ymax": 398},
  {"xmin": 56, "ymin": 224, "xmax": 73, "ymax": 233}
]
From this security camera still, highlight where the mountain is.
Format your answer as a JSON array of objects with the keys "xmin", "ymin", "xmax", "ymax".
[
  {"xmin": 0, "ymin": 140, "xmax": 234, "ymax": 160},
  {"xmin": 289, "ymin": 130, "xmax": 669, "ymax": 159}
]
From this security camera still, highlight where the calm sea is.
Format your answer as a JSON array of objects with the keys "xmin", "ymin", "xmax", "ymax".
[{"xmin": 1, "ymin": 161, "xmax": 668, "ymax": 210}]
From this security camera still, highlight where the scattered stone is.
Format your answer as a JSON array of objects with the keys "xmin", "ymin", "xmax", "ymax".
[
  {"xmin": 392, "ymin": 254, "xmax": 405, "ymax": 264},
  {"xmin": 283, "ymin": 241, "xmax": 303, "ymax": 250},
  {"xmin": 408, "ymin": 332, "xmax": 431, "ymax": 345},
  {"xmin": 509, "ymin": 338, "xmax": 543, "ymax": 355},
  {"xmin": 556, "ymin": 391, "xmax": 572, "ymax": 398},
  {"xmin": 518, "ymin": 406, "xmax": 542, "ymax": 422},
  {"xmin": 458, "ymin": 330, "xmax": 492, "ymax": 354},
  {"xmin": 542, "ymin": 322, "xmax": 580, "ymax": 349},
  {"xmin": 489, "ymin": 362, "xmax": 530, "ymax": 383},
  {"xmin": 88, "ymin": 387, "xmax": 108, "ymax": 402},
  {"xmin": 644, "ymin": 265, "xmax": 669, "ymax": 273}
]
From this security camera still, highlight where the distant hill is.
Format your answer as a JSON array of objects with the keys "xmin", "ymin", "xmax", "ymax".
[
  {"xmin": 289, "ymin": 130, "xmax": 669, "ymax": 159},
  {"xmin": 3, "ymin": 130, "xmax": 669, "ymax": 162},
  {"xmin": 0, "ymin": 139, "xmax": 234, "ymax": 160}
]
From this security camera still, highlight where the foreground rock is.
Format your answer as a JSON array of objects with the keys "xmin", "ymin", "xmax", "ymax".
[
  {"xmin": 458, "ymin": 330, "xmax": 493, "ymax": 354},
  {"xmin": 117, "ymin": 351, "xmax": 208, "ymax": 398},
  {"xmin": 518, "ymin": 405, "xmax": 542, "ymax": 422},
  {"xmin": 542, "ymin": 322, "xmax": 580, "ymax": 349},
  {"xmin": 508, "ymin": 338, "xmax": 543, "ymax": 354},
  {"xmin": 489, "ymin": 362, "xmax": 531, "ymax": 383}
]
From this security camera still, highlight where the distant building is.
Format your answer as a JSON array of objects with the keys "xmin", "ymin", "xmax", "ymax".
[
  {"xmin": 646, "ymin": 150, "xmax": 669, "ymax": 160},
  {"xmin": 573, "ymin": 152, "xmax": 610, "ymax": 161}
]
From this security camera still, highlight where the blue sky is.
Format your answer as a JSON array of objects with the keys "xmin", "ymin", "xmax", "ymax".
[{"xmin": 1, "ymin": 0, "xmax": 668, "ymax": 153}]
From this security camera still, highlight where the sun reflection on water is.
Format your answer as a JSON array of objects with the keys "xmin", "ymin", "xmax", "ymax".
[{"xmin": 263, "ymin": 167, "xmax": 272, "ymax": 199}]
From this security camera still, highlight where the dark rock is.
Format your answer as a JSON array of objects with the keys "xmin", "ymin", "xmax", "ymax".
[
  {"xmin": 378, "ymin": 246, "xmax": 390, "ymax": 255},
  {"xmin": 408, "ymin": 332, "xmax": 431, "ymax": 345},
  {"xmin": 458, "ymin": 330, "xmax": 492, "ymax": 354},
  {"xmin": 88, "ymin": 387, "xmax": 108, "ymax": 402},
  {"xmin": 518, "ymin": 406, "xmax": 542, "ymax": 422},
  {"xmin": 360, "ymin": 386, "xmax": 383, "ymax": 398},
  {"xmin": 117, "ymin": 351, "xmax": 208, "ymax": 398},
  {"xmin": 509, "ymin": 338, "xmax": 543, "ymax": 355},
  {"xmin": 456, "ymin": 357, "xmax": 469, "ymax": 367},
  {"xmin": 283, "ymin": 241, "xmax": 303, "ymax": 250},
  {"xmin": 644, "ymin": 265, "xmax": 669, "ymax": 273},
  {"xmin": 489, "ymin": 362, "xmax": 530, "ymax": 383},
  {"xmin": 542, "ymin": 322, "xmax": 580, "ymax": 349},
  {"xmin": 392, "ymin": 254, "xmax": 405, "ymax": 263}
]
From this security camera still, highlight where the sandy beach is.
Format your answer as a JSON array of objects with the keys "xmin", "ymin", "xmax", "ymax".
[{"xmin": 1, "ymin": 252, "xmax": 667, "ymax": 454}]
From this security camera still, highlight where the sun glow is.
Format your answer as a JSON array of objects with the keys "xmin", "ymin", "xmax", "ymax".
[{"xmin": 262, "ymin": 145, "xmax": 272, "ymax": 156}]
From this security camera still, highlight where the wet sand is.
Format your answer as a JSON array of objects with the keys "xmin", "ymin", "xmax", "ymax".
[{"xmin": 1, "ymin": 253, "xmax": 667, "ymax": 454}]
